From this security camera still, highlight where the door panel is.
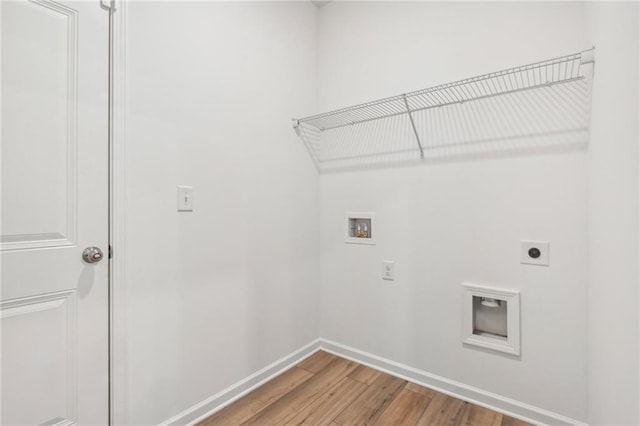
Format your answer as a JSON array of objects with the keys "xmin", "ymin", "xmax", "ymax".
[
  {"xmin": 2, "ymin": 0, "xmax": 78, "ymax": 250},
  {"xmin": 1, "ymin": 291, "xmax": 77, "ymax": 425},
  {"xmin": 1, "ymin": 1, "xmax": 110, "ymax": 424}
]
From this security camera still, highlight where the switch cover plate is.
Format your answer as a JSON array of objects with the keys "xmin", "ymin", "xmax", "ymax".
[
  {"xmin": 521, "ymin": 240, "xmax": 549, "ymax": 266},
  {"xmin": 382, "ymin": 260, "xmax": 395, "ymax": 281},
  {"xmin": 177, "ymin": 186, "xmax": 194, "ymax": 212}
]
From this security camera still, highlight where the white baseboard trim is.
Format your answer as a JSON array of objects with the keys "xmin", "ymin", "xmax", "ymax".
[
  {"xmin": 160, "ymin": 338, "xmax": 323, "ymax": 426},
  {"xmin": 319, "ymin": 338, "xmax": 587, "ymax": 426},
  {"xmin": 161, "ymin": 337, "xmax": 586, "ymax": 426}
]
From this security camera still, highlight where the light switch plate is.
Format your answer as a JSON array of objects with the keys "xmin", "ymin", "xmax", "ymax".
[
  {"xmin": 382, "ymin": 260, "xmax": 395, "ymax": 281},
  {"xmin": 177, "ymin": 186, "xmax": 194, "ymax": 212},
  {"xmin": 521, "ymin": 240, "xmax": 549, "ymax": 266}
]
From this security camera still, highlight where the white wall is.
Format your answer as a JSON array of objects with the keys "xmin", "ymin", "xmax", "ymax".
[
  {"xmin": 120, "ymin": 1, "xmax": 639, "ymax": 424},
  {"xmin": 317, "ymin": 2, "xmax": 593, "ymax": 421},
  {"xmin": 585, "ymin": 3, "xmax": 639, "ymax": 425},
  {"xmin": 123, "ymin": 2, "xmax": 319, "ymax": 424}
]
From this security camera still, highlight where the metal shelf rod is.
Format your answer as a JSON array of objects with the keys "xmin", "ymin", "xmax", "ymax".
[
  {"xmin": 318, "ymin": 76, "xmax": 584, "ymax": 132},
  {"xmin": 292, "ymin": 49, "xmax": 595, "ymax": 173},
  {"xmin": 403, "ymin": 94, "xmax": 424, "ymax": 159},
  {"xmin": 297, "ymin": 51, "xmax": 588, "ymax": 124}
]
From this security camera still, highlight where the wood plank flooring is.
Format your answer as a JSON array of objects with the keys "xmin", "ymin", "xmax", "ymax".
[{"xmin": 198, "ymin": 351, "xmax": 532, "ymax": 426}]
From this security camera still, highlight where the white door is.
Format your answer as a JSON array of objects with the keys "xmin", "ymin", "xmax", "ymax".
[{"xmin": 1, "ymin": 0, "xmax": 110, "ymax": 424}]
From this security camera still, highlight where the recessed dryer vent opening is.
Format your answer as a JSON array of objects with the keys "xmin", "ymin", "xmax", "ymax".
[
  {"xmin": 463, "ymin": 284, "xmax": 521, "ymax": 355},
  {"xmin": 473, "ymin": 296, "xmax": 508, "ymax": 339}
]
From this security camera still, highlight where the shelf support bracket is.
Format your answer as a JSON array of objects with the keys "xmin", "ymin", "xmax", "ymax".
[
  {"xmin": 292, "ymin": 119, "xmax": 301, "ymax": 137},
  {"xmin": 403, "ymin": 94, "xmax": 424, "ymax": 159}
]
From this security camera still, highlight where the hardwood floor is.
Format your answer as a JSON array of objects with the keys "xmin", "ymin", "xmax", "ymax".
[{"xmin": 198, "ymin": 351, "xmax": 532, "ymax": 426}]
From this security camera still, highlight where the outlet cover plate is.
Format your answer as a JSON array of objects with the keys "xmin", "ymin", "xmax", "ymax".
[
  {"xmin": 382, "ymin": 260, "xmax": 395, "ymax": 281},
  {"xmin": 177, "ymin": 186, "xmax": 194, "ymax": 212},
  {"xmin": 520, "ymin": 240, "xmax": 549, "ymax": 266}
]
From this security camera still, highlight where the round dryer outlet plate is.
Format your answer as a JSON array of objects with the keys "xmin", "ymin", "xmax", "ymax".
[{"xmin": 520, "ymin": 240, "xmax": 549, "ymax": 266}]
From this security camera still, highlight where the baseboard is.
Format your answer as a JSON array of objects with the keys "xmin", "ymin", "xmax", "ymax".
[
  {"xmin": 160, "ymin": 337, "xmax": 586, "ymax": 426},
  {"xmin": 160, "ymin": 338, "xmax": 323, "ymax": 426},
  {"xmin": 318, "ymin": 338, "xmax": 587, "ymax": 426}
]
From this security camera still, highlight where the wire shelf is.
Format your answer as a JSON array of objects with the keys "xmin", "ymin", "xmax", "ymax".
[{"xmin": 294, "ymin": 49, "xmax": 595, "ymax": 172}]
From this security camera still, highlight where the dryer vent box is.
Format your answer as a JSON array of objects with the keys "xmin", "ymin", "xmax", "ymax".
[{"xmin": 462, "ymin": 284, "xmax": 520, "ymax": 356}]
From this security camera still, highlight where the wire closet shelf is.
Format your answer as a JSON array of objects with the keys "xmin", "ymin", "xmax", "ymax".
[{"xmin": 293, "ymin": 48, "xmax": 595, "ymax": 172}]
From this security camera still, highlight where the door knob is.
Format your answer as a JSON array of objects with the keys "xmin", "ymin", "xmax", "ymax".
[{"xmin": 82, "ymin": 247, "xmax": 104, "ymax": 264}]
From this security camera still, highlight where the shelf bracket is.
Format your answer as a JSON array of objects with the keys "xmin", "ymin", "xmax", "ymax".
[
  {"xmin": 402, "ymin": 94, "xmax": 424, "ymax": 159},
  {"xmin": 292, "ymin": 119, "xmax": 301, "ymax": 137}
]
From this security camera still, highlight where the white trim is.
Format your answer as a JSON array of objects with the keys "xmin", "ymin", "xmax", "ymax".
[
  {"xmin": 161, "ymin": 339, "xmax": 323, "ymax": 426},
  {"xmin": 0, "ymin": 295, "xmax": 66, "ymax": 318},
  {"xmin": 159, "ymin": 337, "xmax": 586, "ymax": 426},
  {"xmin": 319, "ymin": 339, "xmax": 586, "ymax": 426},
  {"xmin": 109, "ymin": 1, "xmax": 128, "ymax": 425},
  {"xmin": 344, "ymin": 212, "xmax": 376, "ymax": 245},
  {"xmin": 1, "ymin": 233, "xmax": 75, "ymax": 252},
  {"xmin": 461, "ymin": 283, "xmax": 521, "ymax": 356},
  {"xmin": 39, "ymin": 417, "xmax": 76, "ymax": 426}
]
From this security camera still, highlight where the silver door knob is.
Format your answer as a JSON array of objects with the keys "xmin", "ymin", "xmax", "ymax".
[{"xmin": 82, "ymin": 246, "xmax": 104, "ymax": 264}]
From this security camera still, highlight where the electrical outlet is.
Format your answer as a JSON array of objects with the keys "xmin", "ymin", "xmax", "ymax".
[
  {"xmin": 382, "ymin": 260, "xmax": 395, "ymax": 281},
  {"xmin": 177, "ymin": 186, "xmax": 194, "ymax": 212},
  {"xmin": 521, "ymin": 240, "xmax": 549, "ymax": 266}
]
